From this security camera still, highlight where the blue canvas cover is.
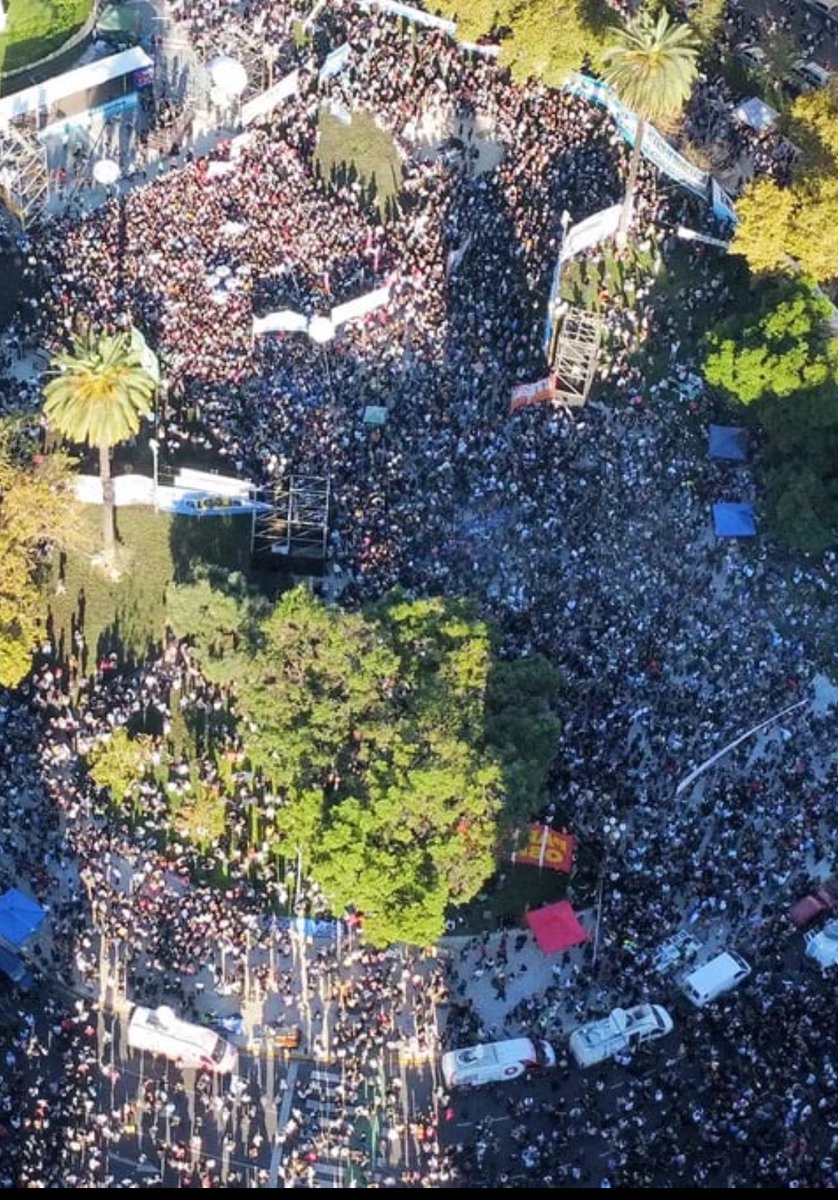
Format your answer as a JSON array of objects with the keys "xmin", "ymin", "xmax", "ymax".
[
  {"xmin": 0, "ymin": 889, "xmax": 45, "ymax": 948},
  {"xmin": 713, "ymin": 503, "xmax": 757, "ymax": 538},
  {"xmin": 709, "ymin": 425, "xmax": 748, "ymax": 462}
]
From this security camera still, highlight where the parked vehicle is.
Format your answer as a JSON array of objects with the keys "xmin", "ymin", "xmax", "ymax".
[
  {"xmin": 652, "ymin": 931, "xmax": 701, "ymax": 975},
  {"xmin": 569, "ymin": 1004, "xmax": 673, "ymax": 1067},
  {"xmin": 441, "ymin": 1038, "xmax": 555, "ymax": 1088},
  {"xmin": 126, "ymin": 1005, "xmax": 238, "ymax": 1073},
  {"xmin": 805, "ymin": 918, "xmax": 838, "ymax": 968},
  {"xmin": 681, "ymin": 951, "xmax": 751, "ymax": 1008},
  {"xmin": 734, "ymin": 45, "xmax": 767, "ymax": 71},
  {"xmin": 789, "ymin": 878, "xmax": 838, "ymax": 930},
  {"xmin": 0, "ymin": 945, "xmax": 33, "ymax": 992},
  {"xmin": 803, "ymin": 0, "xmax": 838, "ymax": 22},
  {"xmin": 789, "ymin": 60, "xmax": 831, "ymax": 94}
]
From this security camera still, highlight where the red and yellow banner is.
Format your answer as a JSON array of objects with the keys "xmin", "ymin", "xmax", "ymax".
[{"xmin": 511, "ymin": 824, "xmax": 575, "ymax": 873}]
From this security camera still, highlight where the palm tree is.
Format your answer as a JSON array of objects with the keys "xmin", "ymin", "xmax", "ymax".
[
  {"xmin": 603, "ymin": 9, "xmax": 699, "ymax": 243},
  {"xmin": 44, "ymin": 330, "xmax": 156, "ymax": 564}
]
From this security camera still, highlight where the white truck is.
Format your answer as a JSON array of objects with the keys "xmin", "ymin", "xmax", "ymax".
[
  {"xmin": 126, "ymin": 1005, "xmax": 238, "ymax": 1074},
  {"xmin": 805, "ymin": 918, "xmax": 838, "ymax": 969},
  {"xmin": 569, "ymin": 1004, "xmax": 673, "ymax": 1067},
  {"xmin": 441, "ymin": 1038, "xmax": 556, "ymax": 1088}
]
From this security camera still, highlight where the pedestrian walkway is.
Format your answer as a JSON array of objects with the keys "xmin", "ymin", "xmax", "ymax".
[{"xmin": 300, "ymin": 1067, "xmax": 359, "ymax": 1188}]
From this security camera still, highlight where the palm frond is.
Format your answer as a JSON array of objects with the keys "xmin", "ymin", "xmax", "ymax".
[
  {"xmin": 44, "ymin": 329, "xmax": 157, "ymax": 451},
  {"xmin": 602, "ymin": 9, "xmax": 699, "ymax": 124}
]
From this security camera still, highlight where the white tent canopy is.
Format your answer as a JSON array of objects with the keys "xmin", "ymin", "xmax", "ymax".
[
  {"xmin": 734, "ymin": 96, "xmax": 779, "ymax": 132},
  {"xmin": 0, "ymin": 46, "xmax": 153, "ymax": 124}
]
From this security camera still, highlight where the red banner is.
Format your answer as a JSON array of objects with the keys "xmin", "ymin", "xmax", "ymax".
[
  {"xmin": 511, "ymin": 824, "xmax": 575, "ymax": 873},
  {"xmin": 509, "ymin": 374, "xmax": 557, "ymax": 415}
]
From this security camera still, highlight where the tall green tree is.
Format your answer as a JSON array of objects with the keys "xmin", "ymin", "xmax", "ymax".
[
  {"xmin": 0, "ymin": 431, "xmax": 83, "ymax": 688},
  {"xmin": 732, "ymin": 175, "xmax": 838, "ymax": 284},
  {"xmin": 703, "ymin": 276, "xmax": 838, "ymax": 553},
  {"xmin": 602, "ymin": 9, "xmax": 699, "ymax": 241},
  {"xmin": 168, "ymin": 585, "xmax": 559, "ymax": 946},
  {"xmin": 434, "ymin": 0, "xmax": 612, "ymax": 86},
  {"xmin": 44, "ymin": 330, "xmax": 156, "ymax": 565},
  {"xmin": 703, "ymin": 276, "xmax": 837, "ymax": 408}
]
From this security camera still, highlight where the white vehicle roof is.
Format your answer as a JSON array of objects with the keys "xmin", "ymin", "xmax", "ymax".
[
  {"xmin": 570, "ymin": 1005, "xmax": 672, "ymax": 1056},
  {"xmin": 681, "ymin": 950, "xmax": 751, "ymax": 1006},
  {"xmin": 440, "ymin": 1037, "xmax": 556, "ymax": 1086},
  {"xmin": 805, "ymin": 918, "xmax": 838, "ymax": 968},
  {"xmin": 443, "ymin": 1037, "xmax": 550, "ymax": 1071}
]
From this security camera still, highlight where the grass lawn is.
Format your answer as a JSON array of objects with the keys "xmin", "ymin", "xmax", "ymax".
[
  {"xmin": 0, "ymin": 0, "xmax": 92, "ymax": 77},
  {"xmin": 315, "ymin": 108, "xmax": 403, "ymax": 217},
  {"xmin": 45, "ymin": 506, "xmax": 254, "ymax": 671},
  {"xmin": 452, "ymin": 864, "xmax": 568, "ymax": 936}
]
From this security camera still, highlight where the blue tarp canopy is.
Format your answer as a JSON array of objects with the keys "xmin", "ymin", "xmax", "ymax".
[
  {"xmin": 0, "ymin": 889, "xmax": 45, "ymax": 948},
  {"xmin": 713, "ymin": 502, "xmax": 757, "ymax": 538},
  {"xmin": 709, "ymin": 425, "xmax": 748, "ymax": 462}
]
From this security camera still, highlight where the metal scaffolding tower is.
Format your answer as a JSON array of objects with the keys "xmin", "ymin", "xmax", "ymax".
[
  {"xmin": 254, "ymin": 475, "xmax": 331, "ymax": 562},
  {"xmin": 0, "ymin": 122, "xmax": 49, "ymax": 227},
  {"xmin": 551, "ymin": 307, "xmax": 603, "ymax": 408}
]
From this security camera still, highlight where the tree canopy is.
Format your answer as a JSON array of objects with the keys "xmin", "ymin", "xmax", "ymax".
[
  {"xmin": 703, "ymin": 278, "xmax": 837, "ymax": 406},
  {"xmin": 44, "ymin": 329, "xmax": 156, "ymax": 562},
  {"xmin": 732, "ymin": 175, "xmax": 838, "ymax": 284},
  {"xmin": 434, "ymin": 0, "xmax": 613, "ymax": 86},
  {"xmin": 0, "ymin": 430, "xmax": 83, "ymax": 688},
  {"xmin": 602, "ymin": 8, "xmax": 698, "ymax": 126},
  {"xmin": 167, "ymin": 585, "xmax": 560, "ymax": 945},
  {"xmin": 703, "ymin": 276, "xmax": 838, "ymax": 552},
  {"xmin": 732, "ymin": 85, "xmax": 838, "ymax": 284},
  {"xmin": 602, "ymin": 9, "xmax": 698, "ymax": 239}
]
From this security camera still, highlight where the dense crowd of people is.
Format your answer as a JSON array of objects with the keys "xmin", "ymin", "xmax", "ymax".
[{"xmin": 0, "ymin": 0, "xmax": 837, "ymax": 1187}]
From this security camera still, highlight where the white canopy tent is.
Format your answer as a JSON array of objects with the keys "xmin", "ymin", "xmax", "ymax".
[{"xmin": 734, "ymin": 96, "xmax": 779, "ymax": 132}]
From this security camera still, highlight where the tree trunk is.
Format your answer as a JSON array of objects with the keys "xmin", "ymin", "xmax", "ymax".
[
  {"xmin": 99, "ymin": 443, "xmax": 115, "ymax": 562},
  {"xmin": 618, "ymin": 116, "xmax": 645, "ymax": 246}
]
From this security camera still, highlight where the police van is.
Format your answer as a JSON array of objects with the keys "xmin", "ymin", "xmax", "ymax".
[
  {"xmin": 441, "ymin": 1037, "xmax": 555, "ymax": 1088},
  {"xmin": 126, "ymin": 1005, "xmax": 238, "ymax": 1073}
]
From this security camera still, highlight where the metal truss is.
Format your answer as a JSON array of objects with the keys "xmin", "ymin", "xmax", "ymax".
[
  {"xmin": 551, "ymin": 307, "xmax": 603, "ymax": 408},
  {"xmin": 0, "ymin": 121, "xmax": 49, "ymax": 227},
  {"xmin": 256, "ymin": 474, "xmax": 331, "ymax": 561}
]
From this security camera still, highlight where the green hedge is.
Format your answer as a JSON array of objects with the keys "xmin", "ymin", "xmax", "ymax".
[{"xmin": 0, "ymin": 0, "xmax": 94, "ymax": 76}]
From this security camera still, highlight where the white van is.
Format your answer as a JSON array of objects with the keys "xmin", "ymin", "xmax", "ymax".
[
  {"xmin": 805, "ymin": 918, "xmax": 838, "ymax": 969},
  {"xmin": 791, "ymin": 60, "xmax": 831, "ymax": 92},
  {"xmin": 569, "ymin": 1004, "xmax": 673, "ymax": 1067},
  {"xmin": 681, "ymin": 951, "xmax": 751, "ymax": 1008},
  {"xmin": 126, "ymin": 1005, "xmax": 238, "ymax": 1073},
  {"xmin": 441, "ymin": 1038, "xmax": 555, "ymax": 1088}
]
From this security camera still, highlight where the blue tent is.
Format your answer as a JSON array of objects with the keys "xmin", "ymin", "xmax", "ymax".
[
  {"xmin": 713, "ymin": 502, "xmax": 757, "ymax": 538},
  {"xmin": 0, "ymin": 889, "xmax": 45, "ymax": 948},
  {"xmin": 709, "ymin": 425, "xmax": 748, "ymax": 462}
]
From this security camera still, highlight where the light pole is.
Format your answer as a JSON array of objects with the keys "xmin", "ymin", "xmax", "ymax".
[
  {"xmin": 149, "ymin": 437, "xmax": 159, "ymax": 511},
  {"xmin": 592, "ymin": 816, "xmax": 625, "ymax": 968}
]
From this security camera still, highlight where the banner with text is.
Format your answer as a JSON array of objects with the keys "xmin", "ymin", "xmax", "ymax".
[
  {"xmin": 510, "ymin": 374, "xmax": 557, "ymax": 415},
  {"xmin": 512, "ymin": 824, "xmax": 575, "ymax": 873}
]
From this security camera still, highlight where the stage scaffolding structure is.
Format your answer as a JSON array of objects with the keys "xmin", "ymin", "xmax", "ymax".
[
  {"xmin": 0, "ymin": 121, "xmax": 49, "ymax": 227},
  {"xmin": 253, "ymin": 474, "xmax": 331, "ymax": 562},
  {"xmin": 550, "ymin": 307, "xmax": 603, "ymax": 408}
]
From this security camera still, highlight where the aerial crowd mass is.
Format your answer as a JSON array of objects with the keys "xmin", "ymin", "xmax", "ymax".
[{"xmin": 0, "ymin": 0, "xmax": 837, "ymax": 1189}]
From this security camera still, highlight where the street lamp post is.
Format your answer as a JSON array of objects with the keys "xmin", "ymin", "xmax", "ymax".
[
  {"xmin": 592, "ymin": 816, "xmax": 625, "ymax": 968},
  {"xmin": 149, "ymin": 437, "xmax": 159, "ymax": 511}
]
